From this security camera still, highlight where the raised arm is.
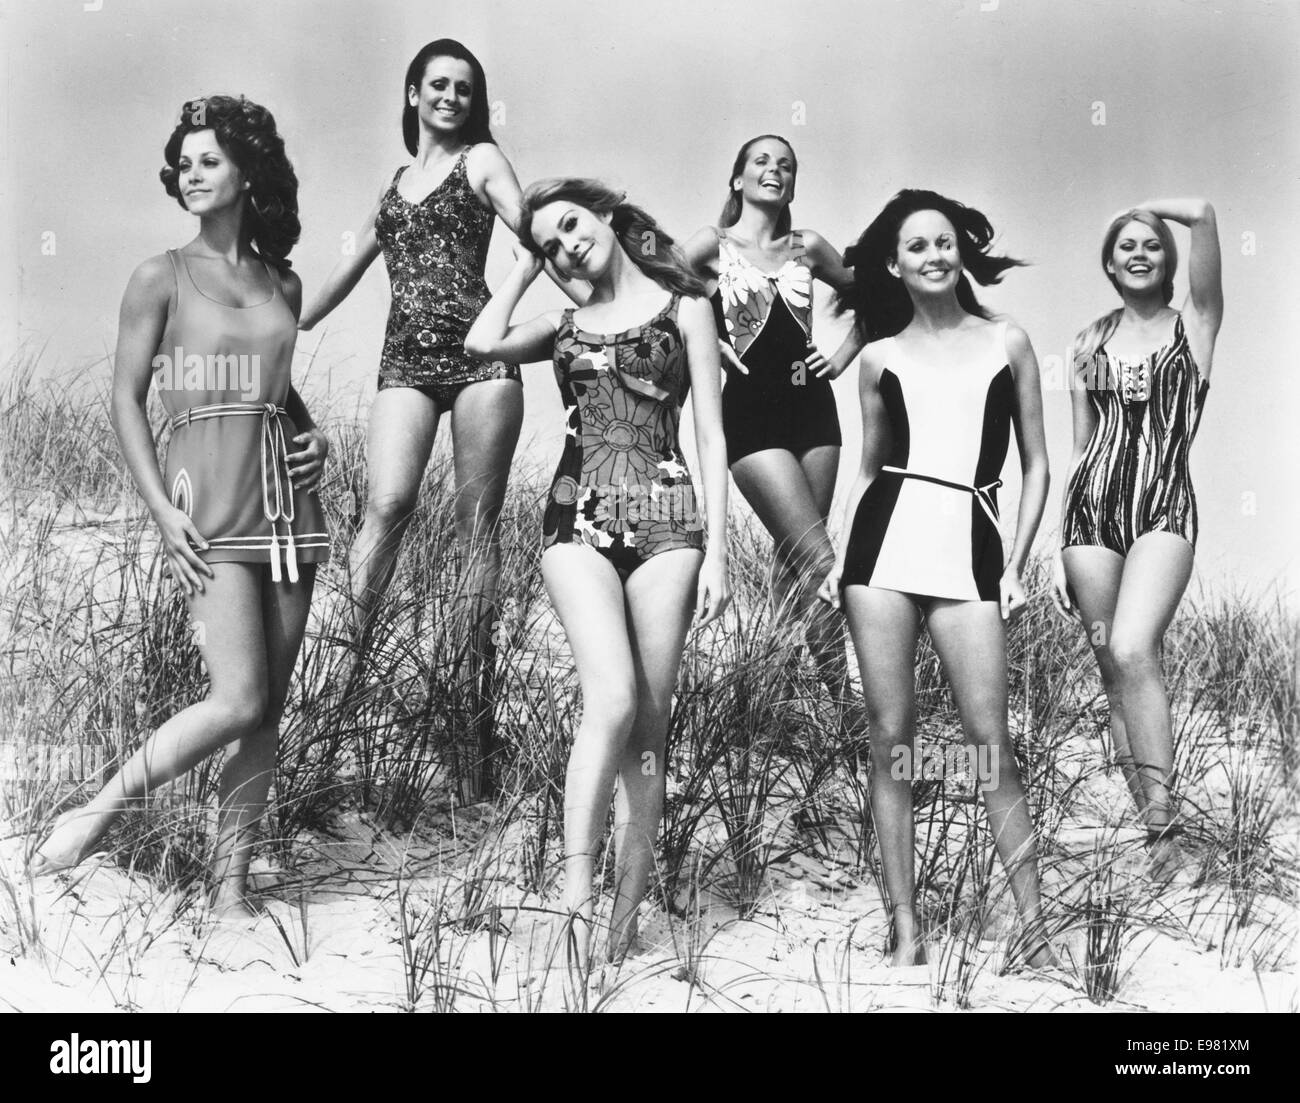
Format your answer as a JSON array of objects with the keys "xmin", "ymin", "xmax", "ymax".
[
  {"xmin": 109, "ymin": 256, "xmax": 213, "ymax": 595},
  {"xmin": 1002, "ymin": 322, "xmax": 1050, "ymax": 622},
  {"xmin": 467, "ymin": 143, "xmax": 588, "ymax": 307},
  {"xmin": 298, "ymin": 183, "xmax": 385, "ymax": 331},
  {"xmin": 819, "ymin": 341, "xmax": 889, "ymax": 610},
  {"xmin": 1138, "ymin": 198, "xmax": 1223, "ymax": 372},
  {"xmin": 678, "ymin": 293, "xmax": 730, "ymax": 627},
  {"xmin": 463, "ymin": 247, "xmax": 561, "ymax": 364}
]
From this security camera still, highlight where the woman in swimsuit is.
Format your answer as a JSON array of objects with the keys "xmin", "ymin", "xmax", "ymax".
[
  {"xmin": 1052, "ymin": 200, "xmax": 1223, "ymax": 878},
  {"xmin": 465, "ymin": 178, "xmax": 730, "ymax": 967},
  {"xmin": 33, "ymin": 96, "xmax": 328, "ymax": 919},
  {"xmin": 300, "ymin": 39, "xmax": 577, "ymax": 797},
  {"xmin": 683, "ymin": 136, "xmax": 860, "ymax": 703},
  {"xmin": 822, "ymin": 190, "xmax": 1057, "ymax": 968}
]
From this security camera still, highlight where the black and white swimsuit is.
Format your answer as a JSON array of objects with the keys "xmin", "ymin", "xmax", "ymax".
[{"xmin": 842, "ymin": 321, "xmax": 1014, "ymax": 603}]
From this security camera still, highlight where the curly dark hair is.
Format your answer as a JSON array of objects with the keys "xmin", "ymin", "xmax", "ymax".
[
  {"xmin": 402, "ymin": 39, "xmax": 496, "ymax": 156},
  {"xmin": 159, "ymin": 95, "xmax": 300, "ymax": 270},
  {"xmin": 836, "ymin": 189, "xmax": 1024, "ymax": 342}
]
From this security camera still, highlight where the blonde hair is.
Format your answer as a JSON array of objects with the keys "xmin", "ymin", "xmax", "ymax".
[{"xmin": 1074, "ymin": 209, "xmax": 1179, "ymax": 370}]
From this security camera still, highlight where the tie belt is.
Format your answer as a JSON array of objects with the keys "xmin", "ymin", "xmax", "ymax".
[
  {"xmin": 169, "ymin": 402, "xmax": 300, "ymax": 583},
  {"xmin": 881, "ymin": 465, "xmax": 1003, "ymax": 527}
]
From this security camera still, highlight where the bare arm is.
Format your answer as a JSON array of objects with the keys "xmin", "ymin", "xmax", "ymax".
[
  {"xmin": 271, "ymin": 268, "xmax": 328, "ymax": 490},
  {"xmin": 1004, "ymin": 324, "xmax": 1050, "ymax": 574},
  {"xmin": 1138, "ymin": 197, "xmax": 1223, "ymax": 373},
  {"xmin": 463, "ymin": 249, "xmax": 561, "ymax": 364},
  {"xmin": 109, "ymin": 256, "xmax": 214, "ymax": 594},
  {"xmin": 801, "ymin": 230, "xmax": 864, "ymax": 379},
  {"xmin": 679, "ymin": 294, "xmax": 730, "ymax": 626},
  {"xmin": 298, "ymin": 185, "xmax": 385, "ymax": 330},
  {"xmin": 820, "ymin": 342, "xmax": 890, "ymax": 610},
  {"xmin": 468, "ymin": 143, "xmax": 588, "ymax": 307},
  {"xmin": 1049, "ymin": 345, "xmax": 1100, "ymax": 619}
]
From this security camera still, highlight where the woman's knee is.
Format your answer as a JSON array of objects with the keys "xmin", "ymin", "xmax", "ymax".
[
  {"xmin": 1108, "ymin": 631, "xmax": 1161, "ymax": 681},
  {"xmin": 364, "ymin": 489, "xmax": 420, "ymax": 533},
  {"xmin": 209, "ymin": 688, "xmax": 269, "ymax": 735},
  {"xmin": 579, "ymin": 682, "xmax": 638, "ymax": 740}
]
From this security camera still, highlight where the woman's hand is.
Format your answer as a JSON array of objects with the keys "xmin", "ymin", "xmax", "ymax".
[
  {"xmin": 719, "ymin": 340, "xmax": 747, "ymax": 375},
  {"xmin": 817, "ymin": 561, "xmax": 844, "ymax": 611},
  {"xmin": 694, "ymin": 551, "xmax": 731, "ymax": 628},
  {"xmin": 999, "ymin": 567, "xmax": 1030, "ymax": 623},
  {"xmin": 155, "ymin": 505, "xmax": 213, "ymax": 597},
  {"xmin": 287, "ymin": 426, "xmax": 329, "ymax": 491},
  {"xmin": 810, "ymin": 343, "xmax": 850, "ymax": 379},
  {"xmin": 511, "ymin": 240, "xmax": 545, "ymax": 282},
  {"xmin": 1049, "ymin": 555, "xmax": 1078, "ymax": 622}
]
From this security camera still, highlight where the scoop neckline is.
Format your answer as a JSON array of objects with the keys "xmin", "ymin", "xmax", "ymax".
[
  {"xmin": 568, "ymin": 292, "xmax": 677, "ymax": 343},
  {"xmin": 1102, "ymin": 313, "xmax": 1184, "ymax": 366},
  {"xmin": 392, "ymin": 147, "xmax": 469, "ymax": 207},
  {"xmin": 177, "ymin": 249, "xmax": 276, "ymax": 310}
]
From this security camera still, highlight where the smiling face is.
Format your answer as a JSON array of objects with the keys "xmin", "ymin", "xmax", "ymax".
[
  {"xmin": 733, "ymin": 138, "xmax": 796, "ymax": 211},
  {"xmin": 410, "ymin": 55, "xmax": 474, "ymax": 136},
  {"xmin": 1107, "ymin": 218, "xmax": 1168, "ymax": 297},
  {"xmin": 529, "ymin": 200, "xmax": 617, "ymax": 280},
  {"xmin": 177, "ymin": 129, "xmax": 245, "ymax": 215},
  {"xmin": 890, "ymin": 209, "xmax": 962, "ymax": 298}
]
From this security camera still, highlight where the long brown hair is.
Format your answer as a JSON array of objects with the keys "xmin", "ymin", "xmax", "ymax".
[
  {"xmin": 719, "ymin": 134, "xmax": 797, "ymax": 237},
  {"xmin": 519, "ymin": 178, "xmax": 708, "ymax": 298},
  {"xmin": 1073, "ymin": 209, "xmax": 1180, "ymax": 369}
]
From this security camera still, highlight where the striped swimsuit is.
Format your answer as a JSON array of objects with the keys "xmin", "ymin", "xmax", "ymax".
[{"xmin": 1062, "ymin": 313, "xmax": 1209, "ymax": 554}]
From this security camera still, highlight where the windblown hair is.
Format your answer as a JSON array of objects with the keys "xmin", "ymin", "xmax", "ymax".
[
  {"xmin": 719, "ymin": 134, "xmax": 798, "ymax": 237},
  {"xmin": 519, "ymin": 178, "xmax": 708, "ymax": 298},
  {"xmin": 836, "ymin": 189, "xmax": 1024, "ymax": 342},
  {"xmin": 402, "ymin": 39, "xmax": 496, "ymax": 155},
  {"xmin": 160, "ymin": 95, "xmax": 299, "ymax": 271},
  {"xmin": 1073, "ymin": 209, "xmax": 1180, "ymax": 370}
]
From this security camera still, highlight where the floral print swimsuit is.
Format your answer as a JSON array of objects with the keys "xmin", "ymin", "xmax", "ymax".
[
  {"xmin": 373, "ymin": 146, "xmax": 519, "ymax": 403},
  {"xmin": 542, "ymin": 293, "xmax": 705, "ymax": 578}
]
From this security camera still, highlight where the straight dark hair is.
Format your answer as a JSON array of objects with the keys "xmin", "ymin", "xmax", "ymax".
[
  {"xmin": 401, "ymin": 39, "xmax": 496, "ymax": 155},
  {"xmin": 837, "ymin": 189, "xmax": 1025, "ymax": 342}
]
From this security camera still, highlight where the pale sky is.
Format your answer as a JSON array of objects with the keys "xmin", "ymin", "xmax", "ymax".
[{"xmin": 2, "ymin": 0, "xmax": 1297, "ymax": 600}]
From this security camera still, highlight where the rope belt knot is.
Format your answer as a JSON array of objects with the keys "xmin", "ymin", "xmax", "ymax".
[
  {"xmin": 169, "ymin": 401, "xmax": 300, "ymax": 582},
  {"xmin": 881, "ymin": 464, "xmax": 1003, "ymax": 528}
]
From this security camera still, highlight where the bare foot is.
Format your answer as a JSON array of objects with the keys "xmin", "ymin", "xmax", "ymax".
[
  {"xmin": 889, "ymin": 905, "xmax": 926, "ymax": 967},
  {"xmin": 29, "ymin": 808, "xmax": 106, "ymax": 876},
  {"xmin": 606, "ymin": 914, "xmax": 639, "ymax": 966},
  {"xmin": 211, "ymin": 894, "xmax": 259, "ymax": 923}
]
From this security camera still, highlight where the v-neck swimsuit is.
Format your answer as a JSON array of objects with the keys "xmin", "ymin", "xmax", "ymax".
[
  {"xmin": 373, "ymin": 145, "xmax": 520, "ymax": 406},
  {"xmin": 711, "ymin": 228, "xmax": 841, "ymax": 462}
]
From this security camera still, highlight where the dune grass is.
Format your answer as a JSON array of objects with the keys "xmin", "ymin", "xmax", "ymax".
[{"xmin": 1, "ymin": 351, "xmax": 1296, "ymax": 1011}]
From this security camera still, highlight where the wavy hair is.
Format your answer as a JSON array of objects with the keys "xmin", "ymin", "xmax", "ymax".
[
  {"xmin": 402, "ymin": 39, "xmax": 496, "ymax": 156},
  {"xmin": 719, "ymin": 134, "xmax": 798, "ymax": 237},
  {"xmin": 519, "ymin": 178, "xmax": 708, "ymax": 298},
  {"xmin": 836, "ymin": 189, "xmax": 1024, "ymax": 342},
  {"xmin": 1073, "ymin": 209, "xmax": 1180, "ymax": 369},
  {"xmin": 159, "ymin": 95, "xmax": 299, "ymax": 271}
]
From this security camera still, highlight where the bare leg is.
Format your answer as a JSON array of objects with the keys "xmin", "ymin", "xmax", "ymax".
[
  {"xmin": 347, "ymin": 388, "xmax": 441, "ymax": 643},
  {"xmin": 1108, "ymin": 533, "xmax": 1194, "ymax": 874},
  {"xmin": 1062, "ymin": 546, "xmax": 1142, "ymax": 806},
  {"xmin": 211, "ymin": 565, "xmax": 316, "ymax": 915},
  {"xmin": 541, "ymin": 544, "xmax": 638, "ymax": 968},
  {"xmin": 448, "ymin": 379, "xmax": 523, "ymax": 796},
  {"xmin": 608, "ymin": 548, "xmax": 702, "ymax": 961},
  {"xmin": 34, "ymin": 564, "xmax": 268, "ymax": 872},
  {"xmin": 842, "ymin": 585, "xmax": 924, "ymax": 965},
  {"xmin": 731, "ymin": 447, "xmax": 845, "ymax": 695},
  {"xmin": 925, "ymin": 599, "xmax": 1056, "ymax": 966}
]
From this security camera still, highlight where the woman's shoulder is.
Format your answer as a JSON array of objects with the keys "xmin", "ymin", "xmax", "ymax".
[{"xmin": 126, "ymin": 252, "xmax": 179, "ymax": 299}]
